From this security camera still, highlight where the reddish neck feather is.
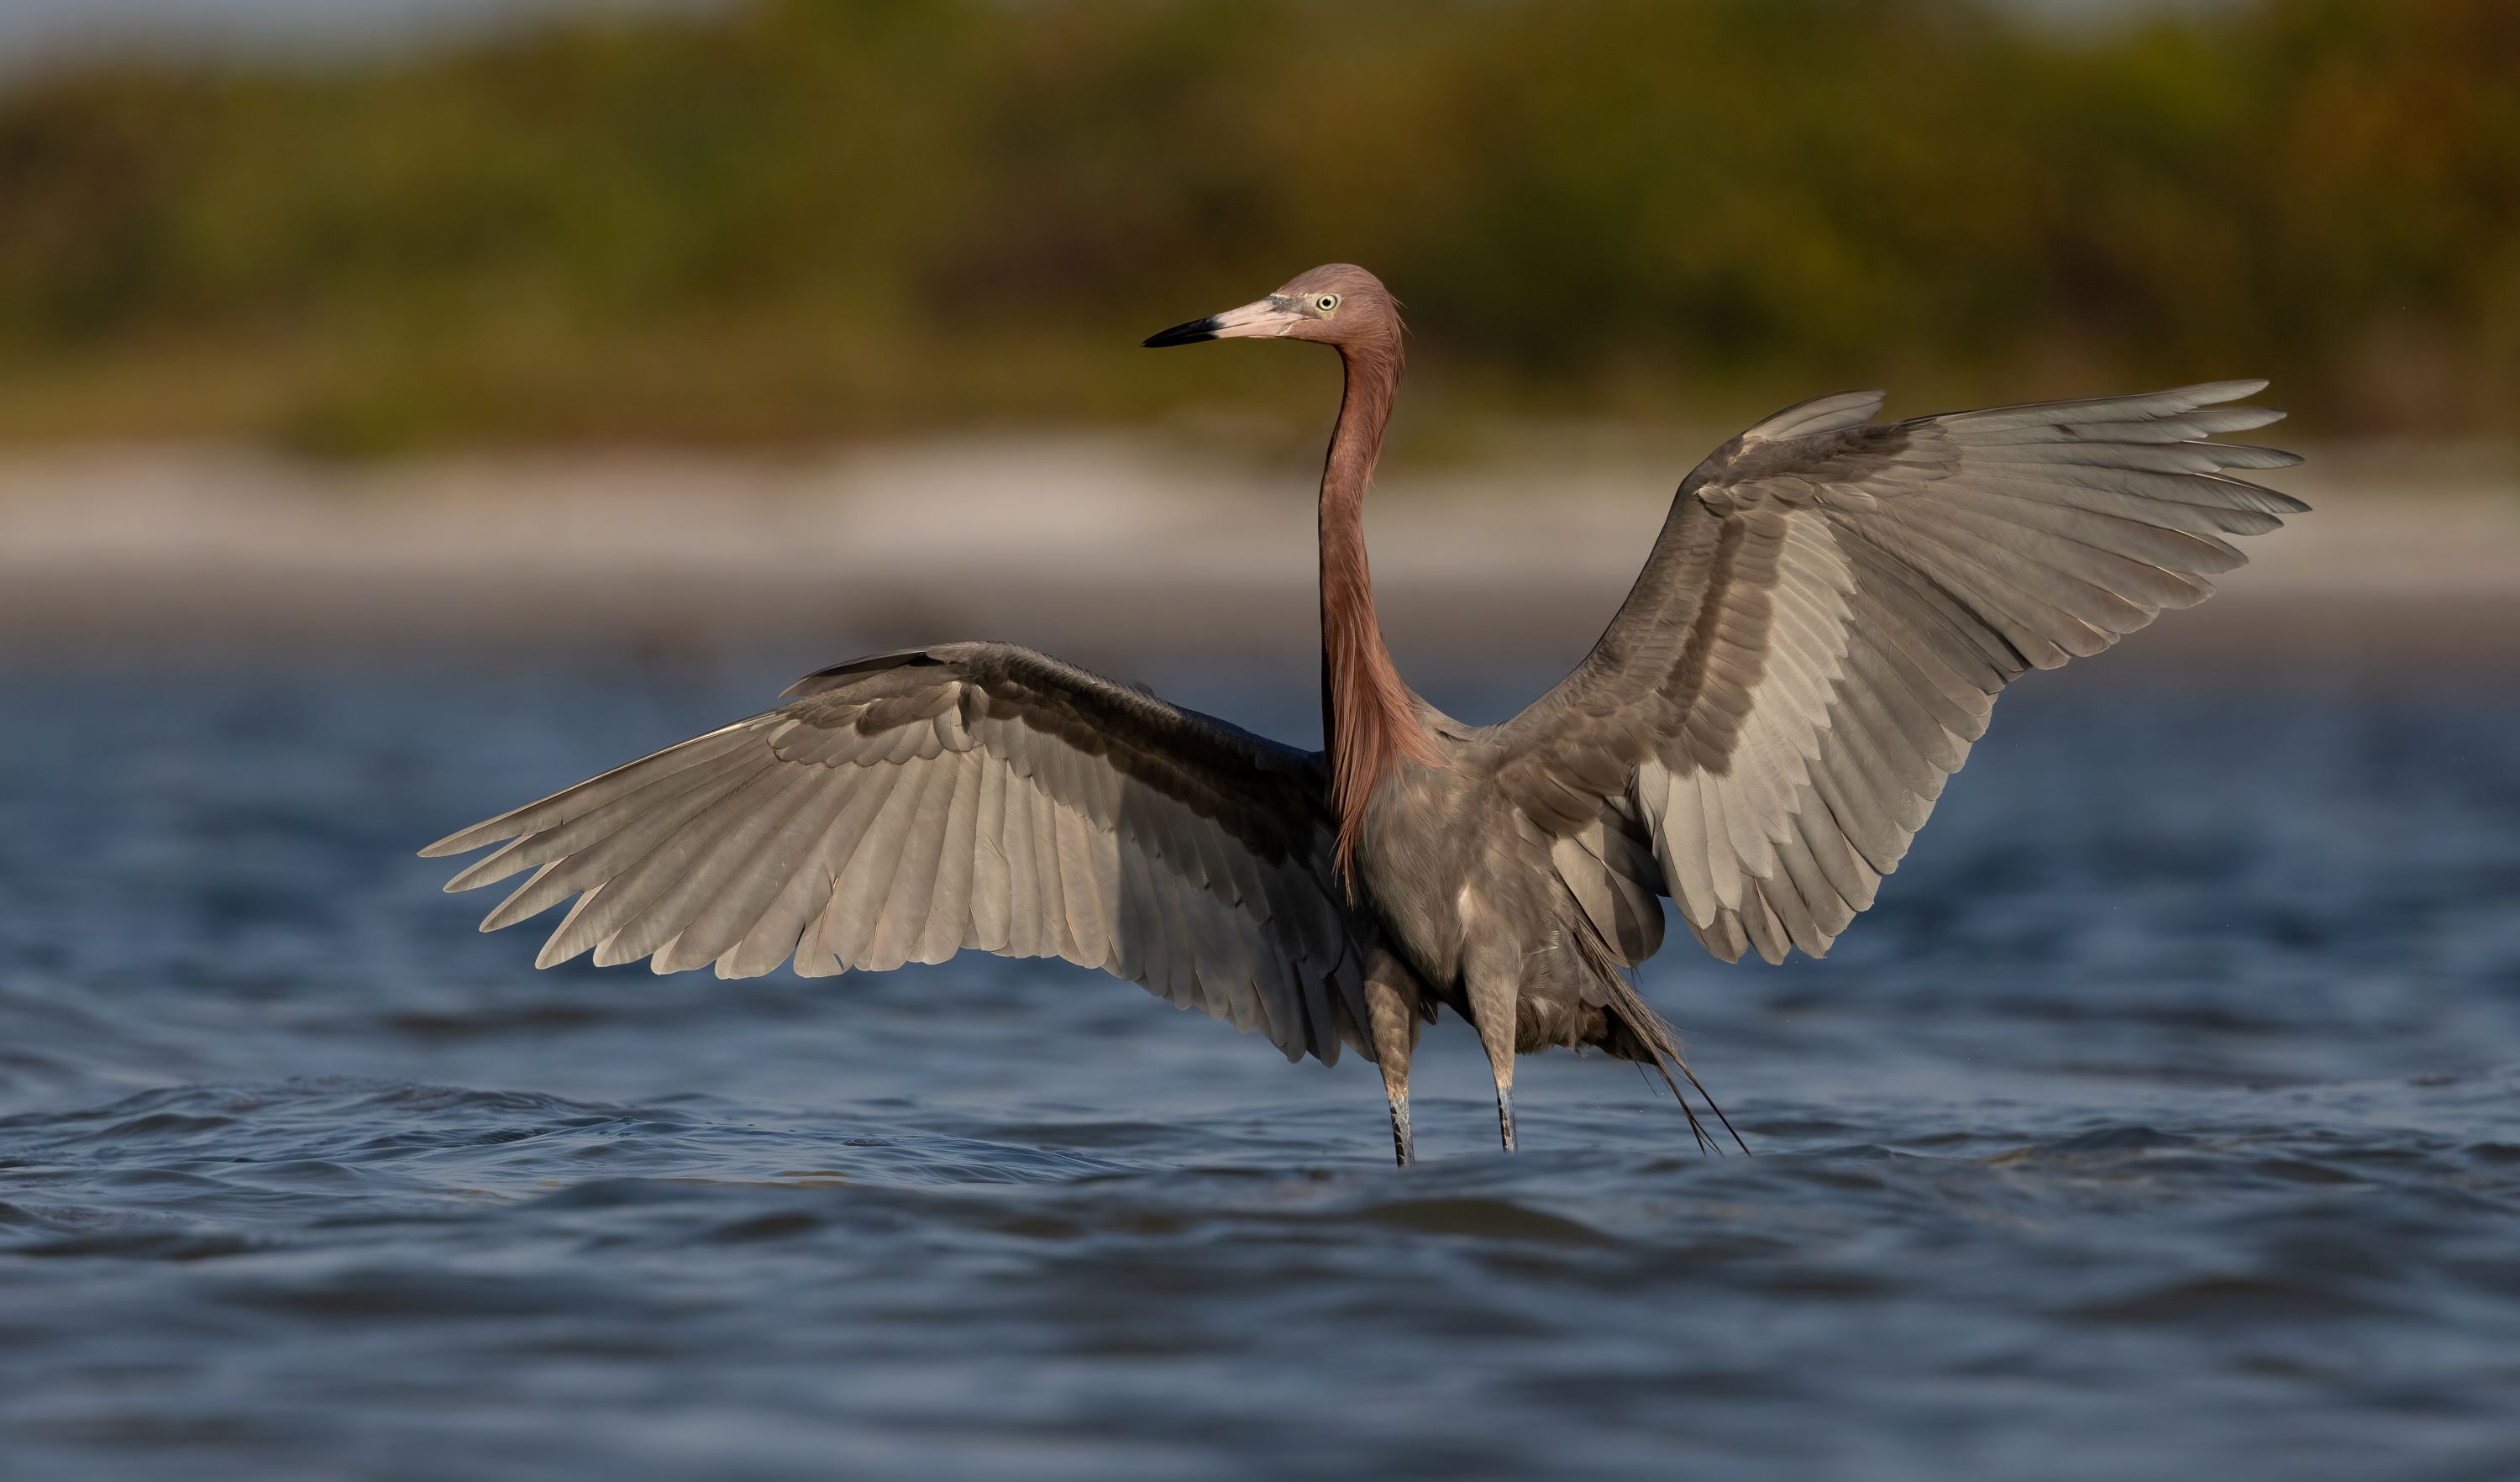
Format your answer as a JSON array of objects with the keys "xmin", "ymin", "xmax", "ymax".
[{"xmin": 1319, "ymin": 337, "xmax": 1441, "ymax": 879}]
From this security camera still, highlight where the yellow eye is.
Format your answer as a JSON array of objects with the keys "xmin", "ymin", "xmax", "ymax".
[{"xmin": 1315, "ymin": 294, "xmax": 1340, "ymax": 313}]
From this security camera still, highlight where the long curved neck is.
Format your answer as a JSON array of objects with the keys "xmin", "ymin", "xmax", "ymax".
[{"xmin": 1320, "ymin": 337, "xmax": 1438, "ymax": 878}]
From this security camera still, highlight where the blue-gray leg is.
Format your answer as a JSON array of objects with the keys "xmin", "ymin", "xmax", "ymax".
[
  {"xmin": 1365, "ymin": 970, "xmax": 1420, "ymax": 1168},
  {"xmin": 1466, "ymin": 965, "xmax": 1519, "ymax": 1154}
]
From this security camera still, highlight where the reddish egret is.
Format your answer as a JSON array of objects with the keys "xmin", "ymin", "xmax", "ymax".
[{"xmin": 424, "ymin": 264, "xmax": 2303, "ymax": 1164}]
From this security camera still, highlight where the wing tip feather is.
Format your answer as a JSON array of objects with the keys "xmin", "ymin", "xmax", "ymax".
[
  {"xmin": 419, "ymin": 825, "xmax": 501, "ymax": 859},
  {"xmin": 2189, "ymin": 377, "xmax": 2271, "ymax": 402},
  {"xmin": 531, "ymin": 933, "xmax": 585, "ymax": 970}
]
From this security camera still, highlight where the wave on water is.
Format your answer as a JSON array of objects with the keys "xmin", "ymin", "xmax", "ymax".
[{"xmin": 3, "ymin": 670, "xmax": 2518, "ymax": 1479}]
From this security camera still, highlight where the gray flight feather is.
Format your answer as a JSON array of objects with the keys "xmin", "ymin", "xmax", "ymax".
[
  {"xmin": 423, "ymin": 643, "xmax": 1376, "ymax": 1064},
  {"xmin": 1488, "ymin": 380, "xmax": 2303, "ymax": 965}
]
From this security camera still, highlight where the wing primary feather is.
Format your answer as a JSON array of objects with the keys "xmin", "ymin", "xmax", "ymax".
[
  {"xmin": 821, "ymin": 754, "xmax": 945, "ymax": 971},
  {"xmin": 856, "ymin": 755, "xmax": 963, "ymax": 972},
  {"xmin": 713, "ymin": 779, "xmax": 862, "ymax": 979},
  {"xmin": 963, "ymin": 754, "xmax": 1013, "ymax": 953},
  {"xmin": 1105, "ymin": 838, "xmax": 1152, "ymax": 985},
  {"xmin": 675, "ymin": 770, "xmax": 857, "ymax": 975},
  {"xmin": 996, "ymin": 770, "xmax": 1042, "ymax": 958},
  {"xmin": 484, "ymin": 752, "xmax": 772, "ymax": 932},
  {"xmin": 631, "ymin": 767, "xmax": 828, "ymax": 973},
  {"xmin": 512, "ymin": 756, "xmax": 781, "ymax": 955},
  {"xmin": 1046, "ymin": 798, "xmax": 1110, "ymax": 970},
  {"xmin": 916, "ymin": 752, "xmax": 984, "ymax": 964},
  {"xmin": 587, "ymin": 764, "xmax": 817, "ymax": 970},
  {"xmin": 1026, "ymin": 779, "xmax": 1075, "ymax": 962},
  {"xmin": 422, "ymin": 725, "xmax": 758, "ymax": 857}
]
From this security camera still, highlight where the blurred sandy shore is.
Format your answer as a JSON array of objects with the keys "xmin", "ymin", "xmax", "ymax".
[{"xmin": 3, "ymin": 434, "xmax": 2513, "ymax": 680}]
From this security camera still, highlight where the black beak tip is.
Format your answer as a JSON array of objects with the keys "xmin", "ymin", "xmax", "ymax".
[{"xmin": 1142, "ymin": 316, "xmax": 1220, "ymax": 349}]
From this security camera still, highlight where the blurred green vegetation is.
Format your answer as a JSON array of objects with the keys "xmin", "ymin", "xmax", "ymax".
[{"xmin": 0, "ymin": 0, "xmax": 2512, "ymax": 454}]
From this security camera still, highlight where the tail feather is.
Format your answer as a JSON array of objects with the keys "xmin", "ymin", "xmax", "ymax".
[{"xmin": 1563, "ymin": 899, "xmax": 1750, "ymax": 1156}]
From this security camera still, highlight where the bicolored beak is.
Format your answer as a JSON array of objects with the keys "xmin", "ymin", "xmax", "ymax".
[{"xmin": 1142, "ymin": 296, "xmax": 1299, "ymax": 348}]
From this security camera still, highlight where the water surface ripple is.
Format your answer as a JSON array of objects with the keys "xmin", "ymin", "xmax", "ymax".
[{"xmin": 3, "ymin": 660, "xmax": 2517, "ymax": 1479}]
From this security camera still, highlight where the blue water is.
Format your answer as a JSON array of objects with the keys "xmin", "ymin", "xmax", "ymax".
[{"xmin": 3, "ymin": 655, "xmax": 2517, "ymax": 1480}]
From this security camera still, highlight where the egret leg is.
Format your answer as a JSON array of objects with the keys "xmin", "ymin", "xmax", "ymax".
[
  {"xmin": 1364, "ymin": 970, "xmax": 1420, "ymax": 1168},
  {"xmin": 1465, "ymin": 967, "xmax": 1519, "ymax": 1154}
]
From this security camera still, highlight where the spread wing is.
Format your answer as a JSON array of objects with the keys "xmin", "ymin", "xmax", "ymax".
[
  {"xmin": 1489, "ymin": 381, "xmax": 2305, "ymax": 965},
  {"xmin": 423, "ymin": 642, "xmax": 1372, "ymax": 1063}
]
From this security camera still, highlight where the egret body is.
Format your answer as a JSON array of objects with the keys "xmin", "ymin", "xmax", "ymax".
[{"xmin": 425, "ymin": 264, "xmax": 2304, "ymax": 1164}]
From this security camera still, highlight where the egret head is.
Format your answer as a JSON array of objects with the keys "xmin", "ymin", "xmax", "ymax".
[{"xmin": 1143, "ymin": 264, "xmax": 1399, "ymax": 354}]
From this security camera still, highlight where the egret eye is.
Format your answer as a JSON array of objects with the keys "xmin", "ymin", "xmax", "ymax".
[{"xmin": 1315, "ymin": 294, "xmax": 1340, "ymax": 313}]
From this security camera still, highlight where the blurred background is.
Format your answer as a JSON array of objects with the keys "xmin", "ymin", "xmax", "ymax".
[
  {"xmin": 0, "ymin": 0, "xmax": 2513, "ymax": 673},
  {"xmin": 4, "ymin": 6, "xmax": 2519, "ymax": 1481},
  {"xmin": 3, "ymin": 0, "xmax": 2517, "ymax": 448}
]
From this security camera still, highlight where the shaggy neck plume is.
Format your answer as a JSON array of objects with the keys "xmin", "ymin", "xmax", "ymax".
[{"xmin": 1319, "ymin": 336, "xmax": 1440, "ymax": 880}]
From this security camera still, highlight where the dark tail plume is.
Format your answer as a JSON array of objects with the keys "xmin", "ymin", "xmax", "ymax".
[{"xmin": 1564, "ymin": 903, "xmax": 1750, "ymax": 1156}]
